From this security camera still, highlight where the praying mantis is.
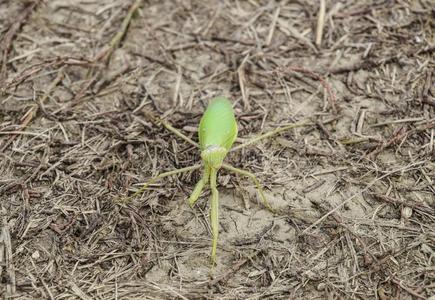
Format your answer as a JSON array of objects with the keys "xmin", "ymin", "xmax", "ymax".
[{"xmin": 129, "ymin": 96, "xmax": 310, "ymax": 265}]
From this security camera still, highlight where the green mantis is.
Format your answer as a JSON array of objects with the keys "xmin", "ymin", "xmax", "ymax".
[{"xmin": 130, "ymin": 96, "xmax": 310, "ymax": 265}]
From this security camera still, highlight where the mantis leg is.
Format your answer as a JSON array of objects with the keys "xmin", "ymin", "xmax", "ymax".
[
  {"xmin": 209, "ymin": 168, "xmax": 219, "ymax": 265},
  {"xmin": 130, "ymin": 164, "xmax": 202, "ymax": 199},
  {"xmin": 188, "ymin": 166, "xmax": 210, "ymax": 207},
  {"xmin": 231, "ymin": 120, "xmax": 312, "ymax": 152},
  {"xmin": 143, "ymin": 110, "xmax": 199, "ymax": 148},
  {"xmin": 160, "ymin": 119, "xmax": 199, "ymax": 148},
  {"xmin": 222, "ymin": 163, "xmax": 275, "ymax": 213}
]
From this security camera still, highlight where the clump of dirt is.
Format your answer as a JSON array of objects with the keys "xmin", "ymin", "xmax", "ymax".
[{"xmin": 1, "ymin": 0, "xmax": 434, "ymax": 299}]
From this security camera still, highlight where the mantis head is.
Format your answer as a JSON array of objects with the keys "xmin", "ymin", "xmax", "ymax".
[{"xmin": 201, "ymin": 145, "xmax": 227, "ymax": 169}]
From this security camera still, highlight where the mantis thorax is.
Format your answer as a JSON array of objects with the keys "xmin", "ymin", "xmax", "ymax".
[{"xmin": 201, "ymin": 145, "xmax": 227, "ymax": 169}]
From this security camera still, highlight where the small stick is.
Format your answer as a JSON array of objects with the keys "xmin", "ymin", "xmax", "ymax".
[
  {"xmin": 1, "ymin": 207, "xmax": 16, "ymax": 296},
  {"xmin": 422, "ymin": 98, "xmax": 435, "ymax": 107},
  {"xmin": 302, "ymin": 161, "xmax": 425, "ymax": 234},
  {"xmin": 391, "ymin": 278, "xmax": 426, "ymax": 300},
  {"xmin": 315, "ymin": 0, "xmax": 326, "ymax": 47},
  {"xmin": 93, "ymin": 0, "xmax": 142, "ymax": 63},
  {"xmin": 67, "ymin": 0, "xmax": 141, "ymax": 107},
  {"xmin": 0, "ymin": 68, "xmax": 64, "ymax": 151},
  {"xmin": 370, "ymin": 117, "xmax": 425, "ymax": 128},
  {"xmin": 327, "ymin": 45, "xmax": 435, "ymax": 74},
  {"xmin": 367, "ymin": 121, "xmax": 435, "ymax": 158},
  {"xmin": 0, "ymin": 1, "xmax": 39, "ymax": 81},
  {"xmin": 69, "ymin": 72, "xmax": 99, "ymax": 105},
  {"xmin": 266, "ymin": 7, "xmax": 280, "ymax": 46},
  {"xmin": 277, "ymin": 66, "xmax": 338, "ymax": 113},
  {"xmin": 356, "ymin": 108, "xmax": 366, "ymax": 134},
  {"xmin": 208, "ymin": 251, "xmax": 259, "ymax": 284},
  {"xmin": 238, "ymin": 59, "xmax": 250, "ymax": 110},
  {"xmin": 69, "ymin": 282, "xmax": 92, "ymax": 300},
  {"xmin": 173, "ymin": 67, "xmax": 182, "ymax": 107}
]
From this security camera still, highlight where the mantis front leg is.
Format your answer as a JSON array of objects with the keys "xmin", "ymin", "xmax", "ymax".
[
  {"xmin": 209, "ymin": 168, "xmax": 219, "ymax": 265},
  {"xmin": 128, "ymin": 164, "xmax": 202, "ymax": 200},
  {"xmin": 188, "ymin": 166, "xmax": 210, "ymax": 207}
]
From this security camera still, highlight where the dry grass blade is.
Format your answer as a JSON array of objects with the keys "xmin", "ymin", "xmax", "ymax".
[
  {"xmin": 0, "ymin": 207, "xmax": 15, "ymax": 297},
  {"xmin": 93, "ymin": 0, "xmax": 142, "ymax": 63},
  {"xmin": 0, "ymin": 68, "xmax": 64, "ymax": 151},
  {"xmin": 69, "ymin": 0, "xmax": 142, "ymax": 106},
  {"xmin": 0, "ymin": 1, "xmax": 39, "ymax": 81},
  {"xmin": 315, "ymin": 0, "xmax": 326, "ymax": 47}
]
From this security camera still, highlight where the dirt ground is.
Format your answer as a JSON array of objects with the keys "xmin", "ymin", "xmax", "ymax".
[{"xmin": 1, "ymin": 0, "xmax": 434, "ymax": 299}]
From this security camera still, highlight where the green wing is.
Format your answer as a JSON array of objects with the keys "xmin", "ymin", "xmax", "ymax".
[{"xmin": 199, "ymin": 97, "xmax": 238, "ymax": 151}]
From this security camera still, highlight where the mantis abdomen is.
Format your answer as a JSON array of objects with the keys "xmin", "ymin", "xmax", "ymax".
[{"xmin": 199, "ymin": 97, "xmax": 238, "ymax": 152}]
